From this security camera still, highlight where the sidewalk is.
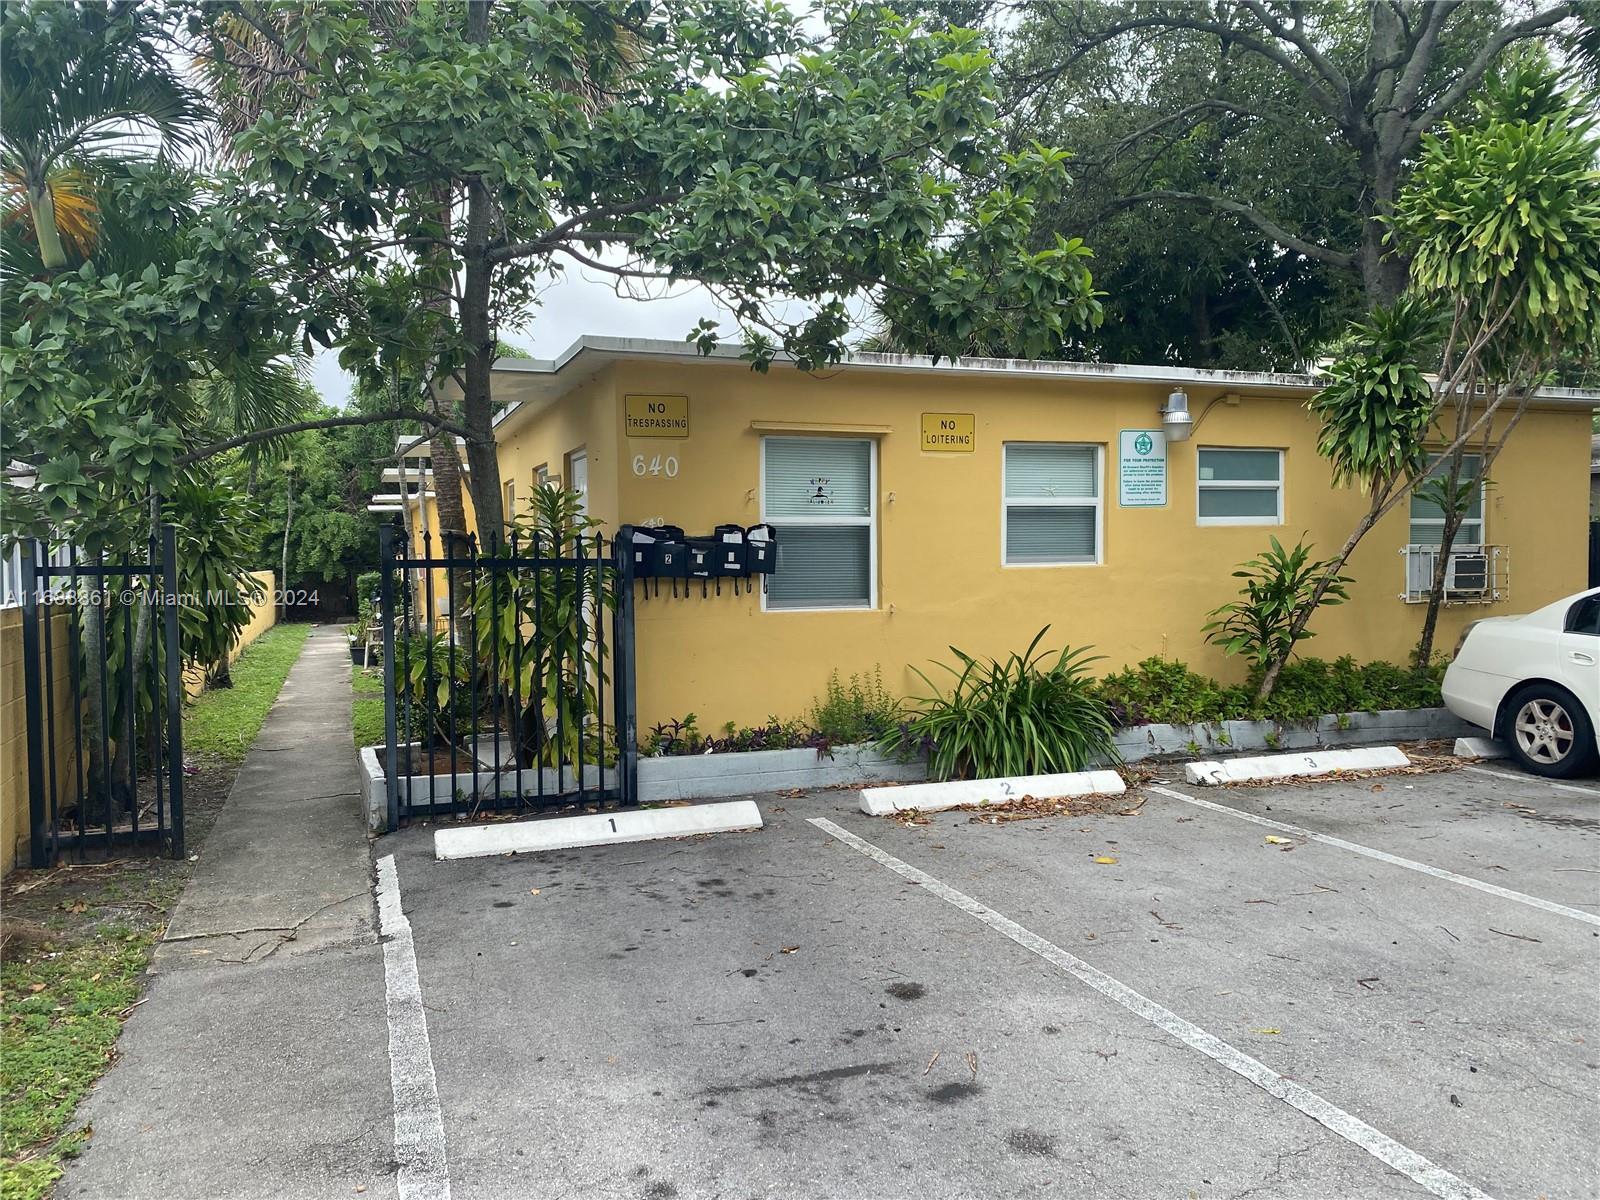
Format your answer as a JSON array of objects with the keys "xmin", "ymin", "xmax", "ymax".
[{"xmin": 61, "ymin": 625, "xmax": 399, "ymax": 1200}]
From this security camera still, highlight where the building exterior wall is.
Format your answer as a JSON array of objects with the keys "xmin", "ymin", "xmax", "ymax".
[
  {"xmin": 496, "ymin": 369, "xmax": 621, "ymax": 529},
  {"xmin": 484, "ymin": 358, "xmax": 1591, "ymax": 732}
]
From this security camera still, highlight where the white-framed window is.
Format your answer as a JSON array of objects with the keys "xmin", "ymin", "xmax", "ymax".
[
  {"xmin": 566, "ymin": 449, "xmax": 588, "ymax": 516},
  {"xmin": 761, "ymin": 436, "xmax": 876, "ymax": 610},
  {"xmin": 533, "ymin": 463, "xmax": 551, "ymax": 488},
  {"xmin": 1002, "ymin": 443, "xmax": 1102, "ymax": 565},
  {"xmin": 1197, "ymin": 447, "xmax": 1284, "ymax": 526},
  {"xmin": 503, "ymin": 480, "xmax": 516, "ymax": 522},
  {"xmin": 1410, "ymin": 452, "xmax": 1484, "ymax": 545}
]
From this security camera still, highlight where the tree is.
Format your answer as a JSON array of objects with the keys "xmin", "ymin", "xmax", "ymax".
[
  {"xmin": 1393, "ymin": 62, "xmax": 1600, "ymax": 664},
  {"xmin": 207, "ymin": 0, "xmax": 1104, "ymax": 538},
  {"xmin": 1252, "ymin": 62, "xmax": 1600, "ymax": 700},
  {"xmin": 993, "ymin": 0, "xmax": 1586, "ymax": 330},
  {"xmin": 1, "ymin": 0, "xmax": 201, "ymax": 269},
  {"xmin": 990, "ymin": 8, "xmax": 1362, "ymax": 367}
]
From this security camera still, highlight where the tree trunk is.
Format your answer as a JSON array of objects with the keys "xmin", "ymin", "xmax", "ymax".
[
  {"xmin": 458, "ymin": 0, "xmax": 506, "ymax": 545},
  {"xmin": 82, "ymin": 598, "xmax": 109, "ymax": 826},
  {"xmin": 110, "ymin": 495, "xmax": 160, "ymax": 800},
  {"xmin": 26, "ymin": 179, "xmax": 68, "ymax": 271},
  {"xmin": 1414, "ymin": 504, "xmax": 1468, "ymax": 669},
  {"xmin": 280, "ymin": 467, "xmax": 294, "ymax": 625}
]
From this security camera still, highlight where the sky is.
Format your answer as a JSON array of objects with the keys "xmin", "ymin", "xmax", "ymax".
[{"xmin": 308, "ymin": 267, "xmax": 733, "ymax": 408}]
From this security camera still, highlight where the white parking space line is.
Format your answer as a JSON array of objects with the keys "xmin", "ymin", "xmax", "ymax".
[
  {"xmin": 1461, "ymin": 765, "xmax": 1600, "ymax": 798},
  {"xmin": 809, "ymin": 817, "xmax": 1495, "ymax": 1200},
  {"xmin": 376, "ymin": 855, "xmax": 452, "ymax": 1200},
  {"xmin": 1147, "ymin": 785, "xmax": 1600, "ymax": 927}
]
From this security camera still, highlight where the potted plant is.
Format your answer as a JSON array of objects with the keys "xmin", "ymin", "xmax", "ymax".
[{"xmin": 348, "ymin": 614, "xmax": 369, "ymax": 665}]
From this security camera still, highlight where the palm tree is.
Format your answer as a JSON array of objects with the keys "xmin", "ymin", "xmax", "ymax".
[{"xmin": 1, "ymin": 1, "xmax": 202, "ymax": 269}]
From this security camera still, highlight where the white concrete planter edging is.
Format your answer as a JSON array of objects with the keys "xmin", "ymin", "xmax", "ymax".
[{"xmin": 1110, "ymin": 706, "xmax": 1472, "ymax": 764}]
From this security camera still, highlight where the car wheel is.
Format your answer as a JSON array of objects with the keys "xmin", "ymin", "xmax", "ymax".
[{"xmin": 1501, "ymin": 683, "xmax": 1599, "ymax": 778}]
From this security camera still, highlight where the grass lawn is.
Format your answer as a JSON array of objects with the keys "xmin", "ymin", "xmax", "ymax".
[
  {"xmin": 183, "ymin": 623, "xmax": 312, "ymax": 763},
  {"xmin": 1, "ymin": 621, "xmax": 309, "ymax": 1199},
  {"xmin": 351, "ymin": 665, "xmax": 384, "ymax": 750}
]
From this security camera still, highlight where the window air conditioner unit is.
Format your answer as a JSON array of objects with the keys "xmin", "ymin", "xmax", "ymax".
[
  {"xmin": 1443, "ymin": 549, "xmax": 1489, "ymax": 597},
  {"xmin": 1401, "ymin": 544, "xmax": 1504, "ymax": 605}
]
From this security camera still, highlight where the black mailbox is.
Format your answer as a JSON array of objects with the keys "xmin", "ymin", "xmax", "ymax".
[
  {"xmin": 744, "ymin": 524, "xmax": 777, "ymax": 574},
  {"xmin": 685, "ymin": 537, "xmax": 716, "ymax": 578},
  {"xmin": 651, "ymin": 539, "xmax": 689, "ymax": 578},
  {"xmin": 712, "ymin": 524, "xmax": 748, "ymax": 576},
  {"xmin": 645, "ymin": 525, "xmax": 687, "ymax": 578}
]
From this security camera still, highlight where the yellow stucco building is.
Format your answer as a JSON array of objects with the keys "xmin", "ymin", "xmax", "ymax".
[{"xmin": 403, "ymin": 336, "xmax": 1595, "ymax": 732}]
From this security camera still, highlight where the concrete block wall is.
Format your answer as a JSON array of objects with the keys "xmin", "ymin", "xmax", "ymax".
[
  {"xmin": 1, "ymin": 607, "xmax": 82, "ymax": 874},
  {"xmin": 182, "ymin": 570, "xmax": 277, "ymax": 699}
]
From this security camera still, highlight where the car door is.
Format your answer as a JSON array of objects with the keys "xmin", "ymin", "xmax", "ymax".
[{"xmin": 1559, "ymin": 593, "xmax": 1600, "ymax": 729}]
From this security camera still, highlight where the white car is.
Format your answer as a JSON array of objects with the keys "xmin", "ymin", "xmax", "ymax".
[{"xmin": 1442, "ymin": 586, "xmax": 1600, "ymax": 778}]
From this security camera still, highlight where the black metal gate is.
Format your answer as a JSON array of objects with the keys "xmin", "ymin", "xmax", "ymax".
[
  {"xmin": 376, "ymin": 522, "xmax": 637, "ymax": 830},
  {"xmin": 18, "ymin": 528, "xmax": 185, "ymax": 867}
]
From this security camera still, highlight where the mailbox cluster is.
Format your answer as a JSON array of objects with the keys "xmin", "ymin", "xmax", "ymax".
[{"xmin": 625, "ymin": 524, "xmax": 777, "ymax": 598}]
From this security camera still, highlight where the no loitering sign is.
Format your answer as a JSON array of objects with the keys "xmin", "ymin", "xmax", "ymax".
[
  {"xmin": 624, "ymin": 394, "xmax": 690, "ymax": 438},
  {"xmin": 920, "ymin": 412, "xmax": 975, "ymax": 452}
]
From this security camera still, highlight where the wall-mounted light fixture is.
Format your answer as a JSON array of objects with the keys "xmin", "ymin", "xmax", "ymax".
[{"xmin": 1159, "ymin": 388, "xmax": 1194, "ymax": 442}]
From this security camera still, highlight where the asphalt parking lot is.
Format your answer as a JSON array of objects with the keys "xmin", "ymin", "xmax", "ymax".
[{"xmin": 384, "ymin": 759, "xmax": 1600, "ymax": 1200}]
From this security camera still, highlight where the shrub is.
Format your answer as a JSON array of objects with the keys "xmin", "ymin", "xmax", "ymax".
[
  {"xmin": 641, "ymin": 712, "xmax": 820, "ymax": 756},
  {"xmin": 1095, "ymin": 657, "xmax": 1243, "ymax": 725},
  {"xmin": 1095, "ymin": 655, "xmax": 1444, "ymax": 727},
  {"xmin": 1203, "ymin": 536, "xmax": 1351, "ymax": 671},
  {"xmin": 393, "ymin": 632, "xmax": 474, "ymax": 747},
  {"xmin": 810, "ymin": 667, "xmax": 899, "ymax": 743},
  {"xmin": 880, "ymin": 628, "xmax": 1117, "ymax": 781}
]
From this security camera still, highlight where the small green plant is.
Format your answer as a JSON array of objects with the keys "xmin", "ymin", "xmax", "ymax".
[
  {"xmin": 642, "ymin": 713, "xmax": 700, "ymax": 756},
  {"xmin": 1203, "ymin": 536, "xmax": 1352, "ymax": 671},
  {"xmin": 810, "ymin": 667, "xmax": 899, "ymax": 744},
  {"xmin": 1184, "ymin": 740, "xmax": 1203, "ymax": 755},
  {"xmin": 1096, "ymin": 657, "xmax": 1242, "ymax": 725},
  {"xmin": 393, "ymin": 631, "xmax": 474, "ymax": 748},
  {"xmin": 1336, "ymin": 712, "xmax": 1353, "ymax": 731},
  {"xmin": 1216, "ymin": 731, "xmax": 1232, "ymax": 746},
  {"xmin": 880, "ymin": 628, "xmax": 1117, "ymax": 781},
  {"xmin": 1264, "ymin": 729, "xmax": 1282, "ymax": 749}
]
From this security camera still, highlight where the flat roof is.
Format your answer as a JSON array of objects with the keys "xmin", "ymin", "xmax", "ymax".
[{"xmin": 437, "ymin": 334, "xmax": 1598, "ymax": 436}]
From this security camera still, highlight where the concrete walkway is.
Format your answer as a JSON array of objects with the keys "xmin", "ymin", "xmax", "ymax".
[{"xmin": 62, "ymin": 625, "xmax": 398, "ymax": 1200}]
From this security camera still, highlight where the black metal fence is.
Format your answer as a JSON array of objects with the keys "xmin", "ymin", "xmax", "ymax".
[
  {"xmin": 18, "ymin": 529, "xmax": 185, "ymax": 867},
  {"xmin": 377, "ymin": 523, "xmax": 638, "ymax": 830}
]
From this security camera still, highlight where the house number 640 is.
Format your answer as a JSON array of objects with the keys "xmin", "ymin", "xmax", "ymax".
[{"xmin": 631, "ymin": 454, "xmax": 679, "ymax": 478}]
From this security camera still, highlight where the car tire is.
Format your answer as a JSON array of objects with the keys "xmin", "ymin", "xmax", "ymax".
[{"xmin": 1500, "ymin": 683, "xmax": 1600, "ymax": 779}]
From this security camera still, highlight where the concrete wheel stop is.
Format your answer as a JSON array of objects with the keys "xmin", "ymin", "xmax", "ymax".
[{"xmin": 434, "ymin": 800, "xmax": 764, "ymax": 861}]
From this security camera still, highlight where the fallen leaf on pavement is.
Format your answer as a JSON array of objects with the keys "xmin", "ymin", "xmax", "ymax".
[
  {"xmin": 1264, "ymin": 836, "xmax": 1293, "ymax": 845},
  {"xmin": 529, "ymin": 888, "xmax": 541, "ymax": 896},
  {"xmin": 781, "ymin": 945, "xmax": 800, "ymax": 954},
  {"xmin": 1093, "ymin": 856, "xmax": 1119, "ymax": 865},
  {"xmin": 1250, "ymin": 1027, "xmax": 1281, "ymax": 1035}
]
